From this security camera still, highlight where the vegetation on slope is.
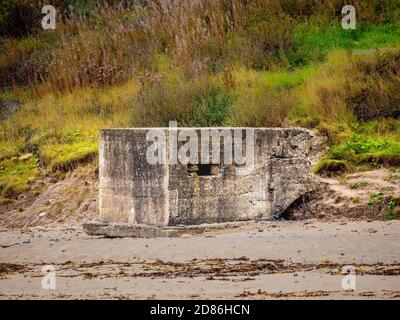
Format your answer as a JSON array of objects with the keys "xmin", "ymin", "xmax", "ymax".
[{"xmin": 0, "ymin": 0, "xmax": 400, "ymax": 202}]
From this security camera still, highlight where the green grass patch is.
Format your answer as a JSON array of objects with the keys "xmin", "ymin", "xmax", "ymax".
[
  {"xmin": 0, "ymin": 156, "xmax": 40, "ymax": 198},
  {"xmin": 353, "ymin": 24, "xmax": 400, "ymax": 50},
  {"xmin": 326, "ymin": 131, "xmax": 400, "ymax": 167},
  {"xmin": 262, "ymin": 67, "xmax": 315, "ymax": 89},
  {"xmin": 289, "ymin": 23, "xmax": 400, "ymax": 66},
  {"xmin": 41, "ymin": 140, "xmax": 98, "ymax": 172},
  {"xmin": 0, "ymin": 140, "xmax": 23, "ymax": 160},
  {"xmin": 310, "ymin": 119, "xmax": 400, "ymax": 174},
  {"xmin": 234, "ymin": 64, "xmax": 317, "ymax": 91},
  {"xmin": 312, "ymin": 159, "xmax": 349, "ymax": 176}
]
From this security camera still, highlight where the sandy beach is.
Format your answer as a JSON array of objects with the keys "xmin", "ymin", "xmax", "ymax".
[{"xmin": 1, "ymin": 220, "xmax": 399, "ymax": 299}]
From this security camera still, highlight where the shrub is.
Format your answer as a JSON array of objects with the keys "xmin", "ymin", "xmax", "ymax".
[
  {"xmin": 133, "ymin": 74, "xmax": 232, "ymax": 127},
  {"xmin": 0, "ymin": 0, "xmax": 41, "ymax": 37},
  {"xmin": 345, "ymin": 51, "xmax": 400, "ymax": 121},
  {"xmin": 187, "ymin": 87, "xmax": 233, "ymax": 127},
  {"xmin": 228, "ymin": 88, "xmax": 291, "ymax": 127}
]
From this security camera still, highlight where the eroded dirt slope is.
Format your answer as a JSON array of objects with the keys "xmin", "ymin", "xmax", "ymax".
[
  {"xmin": 286, "ymin": 169, "xmax": 400, "ymax": 221},
  {"xmin": 0, "ymin": 166, "xmax": 98, "ymax": 229}
]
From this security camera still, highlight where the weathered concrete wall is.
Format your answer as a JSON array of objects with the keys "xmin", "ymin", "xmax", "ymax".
[
  {"xmin": 99, "ymin": 128, "xmax": 313, "ymax": 226},
  {"xmin": 99, "ymin": 129, "xmax": 169, "ymax": 225}
]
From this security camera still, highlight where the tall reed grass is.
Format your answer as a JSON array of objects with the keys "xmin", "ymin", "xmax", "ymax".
[{"xmin": 1, "ymin": 0, "xmax": 400, "ymax": 94}]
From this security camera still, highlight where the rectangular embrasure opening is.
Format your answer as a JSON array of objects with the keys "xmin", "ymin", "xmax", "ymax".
[{"xmin": 187, "ymin": 164, "xmax": 220, "ymax": 176}]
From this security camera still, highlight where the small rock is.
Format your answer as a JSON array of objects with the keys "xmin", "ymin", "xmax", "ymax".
[
  {"xmin": 180, "ymin": 234, "xmax": 193, "ymax": 239},
  {"xmin": 38, "ymin": 212, "xmax": 47, "ymax": 218}
]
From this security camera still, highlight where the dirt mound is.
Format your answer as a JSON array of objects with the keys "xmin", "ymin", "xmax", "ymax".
[
  {"xmin": 285, "ymin": 168, "xmax": 400, "ymax": 221},
  {"xmin": 0, "ymin": 165, "xmax": 98, "ymax": 229}
]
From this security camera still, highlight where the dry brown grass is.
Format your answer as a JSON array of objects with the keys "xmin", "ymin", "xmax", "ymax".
[{"xmin": 2, "ymin": 0, "xmax": 399, "ymax": 95}]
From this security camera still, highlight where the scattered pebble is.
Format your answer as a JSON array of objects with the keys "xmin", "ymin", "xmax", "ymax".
[{"xmin": 181, "ymin": 234, "xmax": 193, "ymax": 239}]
